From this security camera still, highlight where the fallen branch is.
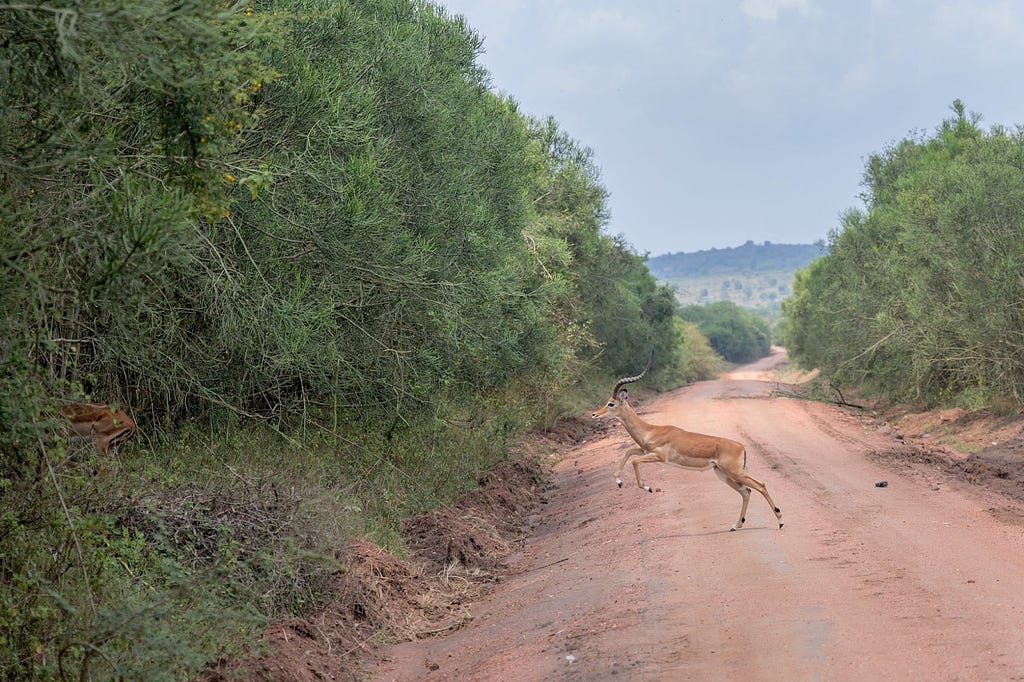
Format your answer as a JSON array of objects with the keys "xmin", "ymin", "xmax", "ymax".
[{"xmin": 829, "ymin": 382, "xmax": 865, "ymax": 409}]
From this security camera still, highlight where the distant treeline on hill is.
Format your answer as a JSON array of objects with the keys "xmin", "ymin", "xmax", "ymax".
[{"xmin": 646, "ymin": 240, "xmax": 824, "ymax": 278}]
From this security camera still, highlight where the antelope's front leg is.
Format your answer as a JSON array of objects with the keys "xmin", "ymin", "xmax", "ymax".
[
  {"xmin": 630, "ymin": 453, "xmax": 666, "ymax": 493},
  {"xmin": 614, "ymin": 448, "xmax": 644, "ymax": 488}
]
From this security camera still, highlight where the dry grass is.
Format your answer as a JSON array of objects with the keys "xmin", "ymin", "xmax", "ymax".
[{"xmin": 201, "ymin": 456, "xmax": 552, "ymax": 681}]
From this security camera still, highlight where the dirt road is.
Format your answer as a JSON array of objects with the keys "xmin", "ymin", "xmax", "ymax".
[{"xmin": 371, "ymin": 350, "xmax": 1024, "ymax": 681}]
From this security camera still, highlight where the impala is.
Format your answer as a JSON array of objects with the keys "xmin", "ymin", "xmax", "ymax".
[
  {"xmin": 61, "ymin": 402, "xmax": 137, "ymax": 454},
  {"xmin": 592, "ymin": 358, "xmax": 783, "ymax": 531}
]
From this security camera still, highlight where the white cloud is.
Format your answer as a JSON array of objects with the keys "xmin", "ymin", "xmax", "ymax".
[
  {"xmin": 924, "ymin": 1, "xmax": 1022, "ymax": 53},
  {"xmin": 839, "ymin": 63, "xmax": 873, "ymax": 94},
  {"xmin": 739, "ymin": 0, "xmax": 817, "ymax": 21},
  {"xmin": 513, "ymin": 7, "xmax": 648, "ymax": 99},
  {"xmin": 542, "ymin": 62, "xmax": 635, "ymax": 96},
  {"xmin": 556, "ymin": 7, "xmax": 649, "ymax": 46},
  {"xmin": 432, "ymin": 0, "xmax": 1024, "ymax": 252},
  {"xmin": 725, "ymin": 12, "xmax": 813, "ymax": 106}
]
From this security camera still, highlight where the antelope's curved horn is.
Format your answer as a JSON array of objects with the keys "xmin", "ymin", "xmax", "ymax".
[{"xmin": 611, "ymin": 350, "xmax": 654, "ymax": 397}]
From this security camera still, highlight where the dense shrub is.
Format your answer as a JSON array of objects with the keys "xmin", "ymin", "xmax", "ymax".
[
  {"xmin": 0, "ymin": 1, "xmax": 711, "ymax": 677},
  {"xmin": 680, "ymin": 301, "xmax": 771, "ymax": 364},
  {"xmin": 783, "ymin": 101, "xmax": 1024, "ymax": 405}
]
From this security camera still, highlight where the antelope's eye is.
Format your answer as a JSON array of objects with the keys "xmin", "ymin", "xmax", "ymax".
[{"xmin": 607, "ymin": 402, "xmax": 615, "ymax": 407}]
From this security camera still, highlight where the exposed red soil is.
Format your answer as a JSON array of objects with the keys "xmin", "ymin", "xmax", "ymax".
[
  {"xmin": 213, "ymin": 348, "xmax": 1024, "ymax": 680},
  {"xmin": 203, "ymin": 459, "xmax": 551, "ymax": 682}
]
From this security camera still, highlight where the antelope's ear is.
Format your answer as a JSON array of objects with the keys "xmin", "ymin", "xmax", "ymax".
[{"xmin": 617, "ymin": 388, "xmax": 629, "ymax": 401}]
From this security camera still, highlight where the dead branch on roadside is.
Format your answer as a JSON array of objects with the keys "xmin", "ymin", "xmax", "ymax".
[{"xmin": 829, "ymin": 382, "xmax": 865, "ymax": 409}]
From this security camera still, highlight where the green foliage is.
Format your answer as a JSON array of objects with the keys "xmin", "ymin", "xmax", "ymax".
[
  {"xmin": 1, "ymin": 0, "xmax": 281, "ymax": 419},
  {"xmin": 649, "ymin": 242, "xmax": 822, "ymax": 317},
  {"xmin": 192, "ymin": 0, "xmax": 562, "ymax": 423},
  {"xmin": 526, "ymin": 116, "xmax": 685, "ymax": 380},
  {"xmin": 680, "ymin": 301, "xmax": 771, "ymax": 364},
  {"xmin": 0, "ymin": 456, "xmax": 271, "ymax": 680},
  {"xmin": 674, "ymin": 318, "xmax": 724, "ymax": 382},
  {"xmin": 783, "ymin": 101, "xmax": 1024, "ymax": 405},
  {"xmin": 1, "ymin": 0, "xmax": 715, "ymax": 678}
]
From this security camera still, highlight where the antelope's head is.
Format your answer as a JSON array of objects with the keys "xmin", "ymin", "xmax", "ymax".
[{"xmin": 591, "ymin": 352, "xmax": 653, "ymax": 420}]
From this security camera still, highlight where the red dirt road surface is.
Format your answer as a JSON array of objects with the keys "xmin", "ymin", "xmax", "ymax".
[{"xmin": 371, "ymin": 350, "xmax": 1024, "ymax": 681}]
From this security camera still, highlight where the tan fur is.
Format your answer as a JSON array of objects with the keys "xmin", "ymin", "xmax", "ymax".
[
  {"xmin": 61, "ymin": 402, "xmax": 136, "ymax": 454},
  {"xmin": 593, "ymin": 389, "xmax": 783, "ymax": 531}
]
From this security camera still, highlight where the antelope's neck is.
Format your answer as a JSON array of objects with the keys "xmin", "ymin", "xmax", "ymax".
[{"xmin": 617, "ymin": 403, "xmax": 653, "ymax": 448}]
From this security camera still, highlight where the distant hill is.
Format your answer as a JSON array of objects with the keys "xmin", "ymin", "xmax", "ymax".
[
  {"xmin": 646, "ymin": 240, "xmax": 825, "ymax": 316},
  {"xmin": 646, "ymin": 240, "xmax": 823, "ymax": 278}
]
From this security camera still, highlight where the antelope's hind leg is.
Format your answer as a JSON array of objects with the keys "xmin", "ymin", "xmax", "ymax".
[
  {"xmin": 736, "ymin": 471, "xmax": 784, "ymax": 529},
  {"xmin": 715, "ymin": 467, "xmax": 751, "ymax": 531}
]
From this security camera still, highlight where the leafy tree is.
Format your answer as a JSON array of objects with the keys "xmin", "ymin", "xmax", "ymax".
[
  {"xmin": 2, "ymin": 2, "xmax": 282, "ymax": 676},
  {"xmin": 680, "ymin": 301, "xmax": 771, "ymax": 364},
  {"xmin": 783, "ymin": 101, "xmax": 1024, "ymax": 405},
  {"xmin": 0, "ymin": 1, "xmax": 715, "ymax": 677},
  {"xmin": 526, "ymin": 116, "xmax": 684, "ymax": 379},
  {"xmin": 206, "ymin": 0, "xmax": 565, "ymax": 424}
]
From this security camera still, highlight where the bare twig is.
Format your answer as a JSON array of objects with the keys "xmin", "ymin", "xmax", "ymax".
[{"xmin": 829, "ymin": 382, "xmax": 864, "ymax": 409}]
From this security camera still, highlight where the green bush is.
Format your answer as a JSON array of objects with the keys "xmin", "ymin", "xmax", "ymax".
[
  {"xmin": 783, "ymin": 101, "xmax": 1024, "ymax": 405},
  {"xmin": 526, "ymin": 116, "xmax": 685, "ymax": 379},
  {"xmin": 680, "ymin": 301, "xmax": 771, "ymax": 364},
  {"xmin": 1, "ymin": 1, "xmax": 716, "ymax": 677}
]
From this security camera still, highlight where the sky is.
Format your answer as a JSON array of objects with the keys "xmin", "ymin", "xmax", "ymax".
[{"xmin": 436, "ymin": 0, "xmax": 1024, "ymax": 256}]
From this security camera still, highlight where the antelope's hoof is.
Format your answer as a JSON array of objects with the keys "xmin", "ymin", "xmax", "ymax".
[
  {"xmin": 779, "ymin": 522, "xmax": 785, "ymax": 530},
  {"xmin": 730, "ymin": 526, "xmax": 738, "ymax": 532},
  {"xmin": 643, "ymin": 485, "xmax": 652, "ymax": 493},
  {"xmin": 616, "ymin": 478, "xmax": 623, "ymax": 488}
]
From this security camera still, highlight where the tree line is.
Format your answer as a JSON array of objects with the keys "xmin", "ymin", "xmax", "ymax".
[
  {"xmin": 783, "ymin": 101, "xmax": 1024, "ymax": 407},
  {"xmin": 0, "ymin": 1, "xmax": 716, "ymax": 677},
  {"xmin": 647, "ymin": 240, "xmax": 822, "ymax": 278},
  {"xmin": 681, "ymin": 301, "xmax": 771, "ymax": 364}
]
